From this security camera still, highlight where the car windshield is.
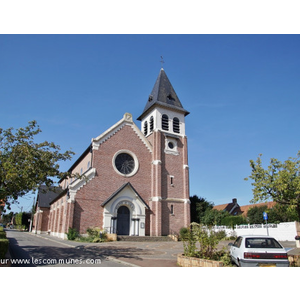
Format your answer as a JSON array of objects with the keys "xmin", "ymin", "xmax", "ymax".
[{"xmin": 245, "ymin": 237, "xmax": 283, "ymax": 249}]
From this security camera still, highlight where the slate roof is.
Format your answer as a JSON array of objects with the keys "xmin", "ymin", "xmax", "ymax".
[
  {"xmin": 137, "ymin": 68, "xmax": 189, "ymax": 120},
  {"xmin": 36, "ymin": 185, "xmax": 63, "ymax": 208}
]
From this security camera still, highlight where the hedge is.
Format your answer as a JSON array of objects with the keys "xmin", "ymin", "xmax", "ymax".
[
  {"xmin": 0, "ymin": 239, "xmax": 9, "ymax": 259},
  {"xmin": 0, "ymin": 232, "xmax": 6, "ymax": 239}
]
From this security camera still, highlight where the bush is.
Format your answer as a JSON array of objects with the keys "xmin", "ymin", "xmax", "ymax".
[
  {"xmin": 87, "ymin": 227, "xmax": 107, "ymax": 242},
  {"xmin": 182, "ymin": 223, "xmax": 233, "ymax": 266},
  {"xmin": 215, "ymin": 230, "xmax": 226, "ymax": 240},
  {"xmin": 0, "ymin": 226, "xmax": 4, "ymax": 232},
  {"xmin": 221, "ymin": 215, "xmax": 247, "ymax": 227},
  {"xmin": 67, "ymin": 227, "xmax": 79, "ymax": 240},
  {"xmin": 0, "ymin": 239, "xmax": 9, "ymax": 259},
  {"xmin": 0, "ymin": 232, "xmax": 6, "ymax": 239},
  {"xmin": 87, "ymin": 227, "xmax": 101, "ymax": 238},
  {"xmin": 179, "ymin": 227, "xmax": 190, "ymax": 240}
]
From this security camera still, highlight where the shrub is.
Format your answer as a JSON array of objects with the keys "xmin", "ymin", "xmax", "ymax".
[
  {"xmin": 215, "ymin": 230, "xmax": 226, "ymax": 240},
  {"xmin": 0, "ymin": 226, "xmax": 4, "ymax": 232},
  {"xmin": 0, "ymin": 239, "xmax": 9, "ymax": 259},
  {"xmin": 92, "ymin": 237, "xmax": 103, "ymax": 243},
  {"xmin": 67, "ymin": 227, "xmax": 79, "ymax": 240},
  {"xmin": 87, "ymin": 227, "xmax": 100, "ymax": 238},
  {"xmin": 179, "ymin": 227, "xmax": 190, "ymax": 240},
  {"xmin": 0, "ymin": 232, "xmax": 6, "ymax": 239},
  {"xmin": 182, "ymin": 223, "xmax": 233, "ymax": 264},
  {"xmin": 87, "ymin": 227, "xmax": 107, "ymax": 242},
  {"xmin": 221, "ymin": 215, "xmax": 247, "ymax": 228}
]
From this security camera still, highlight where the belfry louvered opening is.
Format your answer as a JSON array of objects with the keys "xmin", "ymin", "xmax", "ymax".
[
  {"xmin": 162, "ymin": 114, "xmax": 169, "ymax": 131},
  {"xmin": 150, "ymin": 116, "xmax": 154, "ymax": 132},
  {"xmin": 144, "ymin": 121, "xmax": 148, "ymax": 136},
  {"xmin": 173, "ymin": 117, "xmax": 180, "ymax": 133}
]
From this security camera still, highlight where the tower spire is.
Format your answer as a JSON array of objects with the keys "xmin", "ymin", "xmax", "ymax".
[{"xmin": 137, "ymin": 68, "xmax": 189, "ymax": 121}]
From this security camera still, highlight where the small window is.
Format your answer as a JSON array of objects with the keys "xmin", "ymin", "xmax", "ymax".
[
  {"xmin": 170, "ymin": 176, "xmax": 174, "ymax": 185},
  {"xmin": 162, "ymin": 114, "xmax": 169, "ymax": 131},
  {"xmin": 87, "ymin": 161, "xmax": 90, "ymax": 169},
  {"xmin": 173, "ymin": 117, "xmax": 180, "ymax": 133},
  {"xmin": 144, "ymin": 121, "xmax": 148, "ymax": 136},
  {"xmin": 150, "ymin": 116, "xmax": 154, "ymax": 132},
  {"xmin": 170, "ymin": 205, "xmax": 174, "ymax": 215}
]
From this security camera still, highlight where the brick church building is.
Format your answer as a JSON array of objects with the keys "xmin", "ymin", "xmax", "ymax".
[{"xmin": 33, "ymin": 68, "xmax": 191, "ymax": 239}]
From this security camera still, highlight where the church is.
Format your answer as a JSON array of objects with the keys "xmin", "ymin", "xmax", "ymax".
[{"xmin": 33, "ymin": 68, "xmax": 191, "ymax": 239}]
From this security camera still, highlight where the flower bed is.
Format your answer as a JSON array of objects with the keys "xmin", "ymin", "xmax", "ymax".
[{"xmin": 177, "ymin": 254, "xmax": 224, "ymax": 267}]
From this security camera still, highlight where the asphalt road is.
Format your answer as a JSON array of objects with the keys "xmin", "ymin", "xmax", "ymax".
[{"xmin": 6, "ymin": 229, "xmax": 130, "ymax": 267}]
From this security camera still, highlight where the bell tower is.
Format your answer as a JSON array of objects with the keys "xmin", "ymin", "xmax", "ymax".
[{"xmin": 137, "ymin": 68, "xmax": 191, "ymax": 236}]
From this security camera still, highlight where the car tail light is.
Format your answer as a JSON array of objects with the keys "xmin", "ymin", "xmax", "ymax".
[
  {"xmin": 244, "ymin": 253, "xmax": 261, "ymax": 259},
  {"xmin": 244, "ymin": 252, "xmax": 288, "ymax": 259}
]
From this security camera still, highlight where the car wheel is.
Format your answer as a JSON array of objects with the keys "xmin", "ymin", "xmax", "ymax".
[{"xmin": 237, "ymin": 259, "xmax": 241, "ymax": 267}]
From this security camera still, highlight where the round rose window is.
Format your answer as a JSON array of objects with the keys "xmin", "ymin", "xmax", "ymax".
[{"xmin": 115, "ymin": 153, "xmax": 135, "ymax": 175}]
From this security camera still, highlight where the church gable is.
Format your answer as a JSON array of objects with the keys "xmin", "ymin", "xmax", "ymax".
[
  {"xmin": 92, "ymin": 113, "xmax": 152, "ymax": 153},
  {"xmin": 80, "ymin": 113, "xmax": 153, "ymax": 206}
]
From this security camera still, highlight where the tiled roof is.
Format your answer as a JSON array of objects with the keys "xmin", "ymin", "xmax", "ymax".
[
  {"xmin": 214, "ymin": 200, "xmax": 275, "ymax": 216},
  {"xmin": 239, "ymin": 202, "xmax": 276, "ymax": 216}
]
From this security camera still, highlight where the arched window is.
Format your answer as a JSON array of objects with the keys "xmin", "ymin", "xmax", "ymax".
[
  {"xmin": 162, "ymin": 114, "xmax": 169, "ymax": 131},
  {"xmin": 173, "ymin": 117, "xmax": 180, "ymax": 133},
  {"xmin": 143, "ymin": 121, "xmax": 148, "ymax": 136},
  {"xmin": 150, "ymin": 116, "xmax": 154, "ymax": 132}
]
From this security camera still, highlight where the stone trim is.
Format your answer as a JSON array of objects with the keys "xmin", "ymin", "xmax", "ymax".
[
  {"xmin": 177, "ymin": 254, "xmax": 224, "ymax": 267},
  {"xmin": 68, "ymin": 168, "xmax": 96, "ymax": 202}
]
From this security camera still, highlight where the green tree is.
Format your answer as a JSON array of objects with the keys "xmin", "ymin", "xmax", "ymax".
[
  {"xmin": 268, "ymin": 203, "xmax": 299, "ymax": 223},
  {"xmin": 247, "ymin": 205, "xmax": 268, "ymax": 224},
  {"xmin": 190, "ymin": 195, "xmax": 213, "ymax": 223},
  {"xmin": 0, "ymin": 121, "xmax": 74, "ymax": 209},
  {"xmin": 245, "ymin": 152, "xmax": 300, "ymax": 221},
  {"xmin": 202, "ymin": 208, "xmax": 230, "ymax": 226}
]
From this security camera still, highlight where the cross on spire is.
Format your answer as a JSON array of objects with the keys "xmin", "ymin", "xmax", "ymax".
[{"xmin": 160, "ymin": 56, "xmax": 165, "ymax": 68}]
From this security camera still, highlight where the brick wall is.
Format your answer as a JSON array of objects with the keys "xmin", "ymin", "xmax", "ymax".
[
  {"xmin": 48, "ymin": 119, "xmax": 191, "ymax": 237},
  {"xmin": 72, "ymin": 124, "xmax": 152, "ymax": 234}
]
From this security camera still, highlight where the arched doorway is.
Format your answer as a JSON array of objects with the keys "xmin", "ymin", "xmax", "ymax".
[{"xmin": 117, "ymin": 206, "xmax": 130, "ymax": 235}]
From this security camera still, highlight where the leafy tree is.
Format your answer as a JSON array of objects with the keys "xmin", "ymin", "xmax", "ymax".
[
  {"xmin": 267, "ymin": 203, "xmax": 299, "ymax": 223},
  {"xmin": 202, "ymin": 208, "xmax": 230, "ymax": 226},
  {"xmin": 247, "ymin": 205, "xmax": 268, "ymax": 224},
  {"xmin": 190, "ymin": 195, "xmax": 213, "ymax": 223},
  {"xmin": 14, "ymin": 212, "xmax": 31, "ymax": 230},
  {"xmin": 245, "ymin": 152, "xmax": 300, "ymax": 221},
  {"xmin": 0, "ymin": 121, "xmax": 74, "ymax": 209}
]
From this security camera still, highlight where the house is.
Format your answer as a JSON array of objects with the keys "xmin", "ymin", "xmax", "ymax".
[
  {"xmin": 213, "ymin": 198, "xmax": 241, "ymax": 215},
  {"xmin": 34, "ymin": 68, "xmax": 191, "ymax": 239},
  {"xmin": 32, "ymin": 185, "xmax": 62, "ymax": 234},
  {"xmin": 213, "ymin": 198, "xmax": 275, "ymax": 217}
]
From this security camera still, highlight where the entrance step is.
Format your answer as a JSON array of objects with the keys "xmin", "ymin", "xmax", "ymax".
[{"xmin": 117, "ymin": 235, "xmax": 173, "ymax": 242}]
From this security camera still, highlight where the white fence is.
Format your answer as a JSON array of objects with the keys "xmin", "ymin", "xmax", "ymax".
[{"xmin": 212, "ymin": 221, "xmax": 298, "ymax": 241}]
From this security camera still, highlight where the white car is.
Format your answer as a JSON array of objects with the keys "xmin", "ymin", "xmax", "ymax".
[{"xmin": 228, "ymin": 235, "xmax": 289, "ymax": 267}]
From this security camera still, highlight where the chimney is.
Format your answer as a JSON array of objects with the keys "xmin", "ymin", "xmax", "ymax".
[{"xmin": 232, "ymin": 198, "xmax": 237, "ymax": 204}]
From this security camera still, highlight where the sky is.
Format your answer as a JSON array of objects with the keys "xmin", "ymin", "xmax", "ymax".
[{"xmin": 1, "ymin": 34, "xmax": 300, "ymax": 213}]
